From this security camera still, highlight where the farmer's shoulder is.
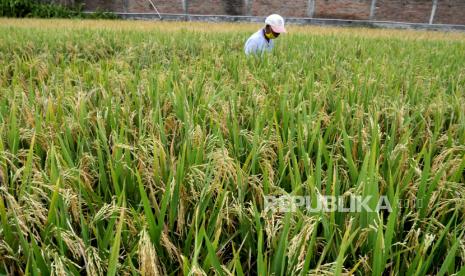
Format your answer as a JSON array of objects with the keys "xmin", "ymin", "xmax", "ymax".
[{"xmin": 246, "ymin": 30, "xmax": 265, "ymax": 43}]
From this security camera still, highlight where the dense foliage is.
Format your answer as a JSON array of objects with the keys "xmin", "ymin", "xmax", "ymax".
[
  {"xmin": 0, "ymin": 0, "xmax": 117, "ymax": 19},
  {"xmin": 0, "ymin": 19, "xmax": 464, "ymax": 275}
]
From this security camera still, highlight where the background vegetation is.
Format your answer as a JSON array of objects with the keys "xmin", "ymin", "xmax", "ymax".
[{"xmin": 0, "ymin": 0, "xmax": 117, "ymax": 19}]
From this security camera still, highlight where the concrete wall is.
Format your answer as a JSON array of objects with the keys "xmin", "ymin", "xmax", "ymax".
[
  {"xmin": 435, "ymin": 0, "xmax": 465, "ymax": 25},
  {"xmin": 374, "ymin": 0, "xmax": 432, "ymax": 23},
  {"xmin": 126, "ymin": 0, "xmax": 184, "ymax": 13},
  {"xmin": 188, "ymin": 0, "xmax": 230, "ymax": 15},
  {"xmin": 82, "ymin": 0, "xmax": 125, "ymax": 12},
  {"xmin": 251, "ymin": 0, "xmax": 308, "ymax": 17},
  {"xmin": 313, "ymin": 0, "xmax": 371, "ymax": 20},
  {"xmin": 80, "ymin": 0, "xmax": 465, "ymax": 25}
]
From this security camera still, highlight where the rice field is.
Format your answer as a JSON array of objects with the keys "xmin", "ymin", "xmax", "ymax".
[{"xmin": 0, "ymin": 18, "xmax": 465, "ymax": 275}]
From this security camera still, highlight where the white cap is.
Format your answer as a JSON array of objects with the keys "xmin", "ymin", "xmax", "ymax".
[{"xmin": 265, "ymin": 14, "xmax": 286, "ymax": 33}]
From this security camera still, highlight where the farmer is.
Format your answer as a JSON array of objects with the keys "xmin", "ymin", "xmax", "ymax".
[{"xmin": 244, "ymin": 14, "xmax": 287, "ymax": 56}]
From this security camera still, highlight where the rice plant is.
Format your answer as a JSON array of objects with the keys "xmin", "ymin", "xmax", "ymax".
[{"xmin": 0, "ymin": 18, "xmax": 464, "ymax": 275}]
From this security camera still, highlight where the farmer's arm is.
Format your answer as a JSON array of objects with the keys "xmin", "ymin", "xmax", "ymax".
[{"xmin": 244, "ymin": 40, "xmax": 259, "ymax": 55}]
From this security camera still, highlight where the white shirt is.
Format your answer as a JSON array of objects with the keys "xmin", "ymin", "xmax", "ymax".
[{"xmin": 244, "ymin": 29, "xmax": 274, "ymax": 56}]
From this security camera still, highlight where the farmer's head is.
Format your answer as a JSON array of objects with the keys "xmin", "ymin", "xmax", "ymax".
[{"xmin": 264, "ymin": 14, "xmax": 286, "ymax": 39}]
